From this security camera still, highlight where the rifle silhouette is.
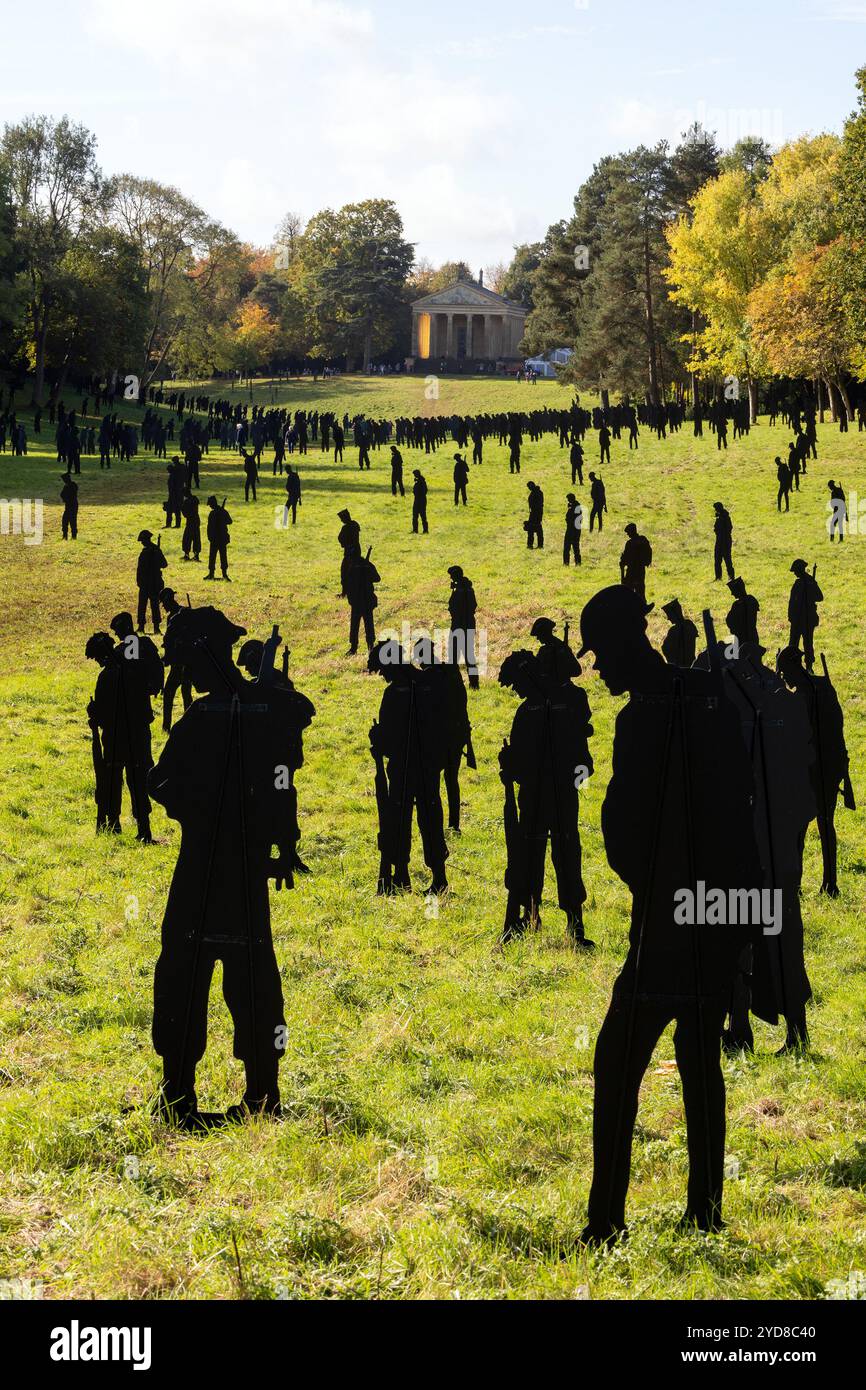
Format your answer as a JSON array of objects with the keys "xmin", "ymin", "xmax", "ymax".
[
  {"xmin": 369, "ymin": 720, "xmax": 393, "ymax": 895},
  {"xmin": 820, "ymin": 653, "xmax": 856, "ymax": 811},
  {"xmin": 500, "ymin": 738, "xmax": 524, "ymax": 936}
]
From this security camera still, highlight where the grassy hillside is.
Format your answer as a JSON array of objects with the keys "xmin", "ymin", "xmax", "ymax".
[{"xmin": 1, "ymin": 374, "xmax": 864, "ymax": 1299}]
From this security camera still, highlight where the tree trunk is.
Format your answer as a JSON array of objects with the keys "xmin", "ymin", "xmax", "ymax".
[
  {"xmin": 824, "ymin": 377, "xmax": 838, "ymax": 422},
  {"xmin": 643, "ymin": 228, "xmax": 659, "ymax": 406},
  {"xmin": 835, "ymin": 378, "xmax": 853, "ymax": 422},
  {"xmin": 747, "ymin": 378, "xmax": 758, "ymax": 425}
]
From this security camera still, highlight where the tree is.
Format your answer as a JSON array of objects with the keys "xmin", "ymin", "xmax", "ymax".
[
  {"xmin": 749, "ymin": 241, "xmax": 857, "ymax": 417},
  {"xmin": 109, "ymin": 174, "xmax": 240, "ymax": 388},
  {"xmin": 837, "ymin": 67, "xmax": 866, "ymax": 364},
  {"xmin": 719, "ymin": 136, "xmax": 773, "ymax": 185},
  {"xmin": 1, "ymin": 115, "xmax": 103, "ymax": 404},
  {"xmin": 0, "ymin": 166, "xmax": 23, "ymax": 363},
  {"xmin": 228, "ymin": 300, "xmax": 280, "ymax": 378},
  {"xmin": 665, "ymin": 168, "xmax": 774, "ymax": 419},
  {"xmin": 273, "ymin": 211, "xmax": 305, "ymax": 271},
  {"xmin": 298, "ymin": 199, "xmax": 414, "ymax": 369},
  {"xmin": 41, "ymin": 226, "xmax": 148, "ymax": 399},
  {"xmin": 497, "ymin": 243, "xmax": 543, "ymax": 308}
]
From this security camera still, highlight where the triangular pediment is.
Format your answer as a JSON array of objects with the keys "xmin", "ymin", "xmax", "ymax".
[{"xmin": 412, "ymin": 280, "xmax": 525, "ymax": 312}]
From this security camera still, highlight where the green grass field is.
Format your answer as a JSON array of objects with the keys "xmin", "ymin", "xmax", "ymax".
[{"xmin": 1, "ymin": 373, "xmax": 864, "ymax": 1300}]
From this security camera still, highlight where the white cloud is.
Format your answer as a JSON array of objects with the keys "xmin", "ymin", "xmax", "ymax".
[
  {"xmin": 85, "ymin": 0, "xmax": 373, "ymax": 73},
  {"xmin": 320, "ymin": 67, "xmax": 506, "ymax": 164},
  {"xmin": 809, "ymin": 0, "xmax": 866, "ymax": 18}
]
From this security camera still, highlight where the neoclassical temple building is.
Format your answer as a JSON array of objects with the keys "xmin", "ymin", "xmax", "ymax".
[{"xmin": 410, "ymin": 274, "xmax": 528, "ymax": 369}]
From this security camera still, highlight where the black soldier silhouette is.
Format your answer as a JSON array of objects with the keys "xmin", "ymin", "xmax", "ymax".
[
  {"xmin": 447, "ymin": 565, "xmax": 479, "ymax": 690},
  {"xmin": 563, "ymin": 493, "xmax": 583, "ymax": 566},
  {"xmin": 620, "ymin": 523, "xmax": 652, "ymax": 605},
  {"xmin": 726, "ymin": 576, "xmax": 760, "ymax": 651},
  {"xmin": 345, "ymin": 546, "xmax": 380, "ymax": 655},
  {"xmin": 413, "ymin": 636, "xmax": 475, "ymax": 834},
  {"xmin": 110, "ymin": 612, "xmax": 164, "ymax": 703},
  {"xmin": 712, "ymin": 502, "xmax": 735, "ymax": 581},
  {"xmin": 60, "ymin": 472, "xmax": 79, "ymax": 540},
  {"xmin": 788, "ymin": 559, "xmax": 823, "ymax": 670},
  {"xmin": 827, "ymin": 480, "xmax": 846, "ymax": 541},
  {"xmin": 498, "ymin": 627, "xmax": 593, "ymax": 947},
  {"xmin": 204, "ymin": 496, "xmax": 232, "ymax": 582},
  {"xmin": 160, "ymin": 589, "xmax": 193, "ymax": 732},
  {"xmin": 698, "ymin": 642, "xmax": 816, "ymax": 1055},
  {"xmin": 283, "ymin": 466, "xmax": 301, "ymax": 526},
  {"xmin": 588, "ymin": 471, "xmax": 607, "ymax": 532},
  {"xmin": 412, "ymin": 470, "xmax": 429, "ymax": 533},
  {"xmin": 453, "ymin": 453, "xmax": 469, "ymax": 507},
  {"xmin": 661, "ymin": 599, "xmax": 698, "ymax": 668},
  {"xmin": 237, "ymin": 637, "xmax": 315, "ymax": 878},
  {"xmin": 181, "ymin": 487, "xmax": 201, "ymax": 561},
  {"xmin": 570, "ymin": 439, "xmax": 584, "ymax": 485},
  {"xmin": 776, "ymin": 457, "xmax": 791, "ymax": 513},
  {"xmin": 148, "ymin": 611, "xmax": 314, "ymax": 1129},
  {"xmin": 136, "ymin": 530, "xmax": 168, "ymax": 633},
  {"xmin": 525, "ymin": 481, "xmax": 544, "ymax": 549},
  {"xmin": 390, "ymin": 445, "xmax": 405, "ymax": 497},
  {"xmin": 241, "ymin": 448, "xmax": 258, "ymax": 502},
  {"xmin": 368, "ymin": 642, "xmax": 448, "ymax": 896},
  {"xmin": 777, "ymin": 646, "xmax": 854, "ymax": 898},
  {"xmin": 337, "ymin": 508, "xmax": 361, "ymax": 596},
  {"xmin": 85, "ymin": 622, "xmax": 159, "ymax": 843},
  {"xmin": 575, "ymin": 587, "xmax": 762, "ymax": 1244}
]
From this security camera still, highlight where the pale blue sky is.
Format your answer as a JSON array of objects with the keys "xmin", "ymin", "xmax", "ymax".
[{"xmin": 2, "ymin": 0, "xmax": 863, "ymax": 266}]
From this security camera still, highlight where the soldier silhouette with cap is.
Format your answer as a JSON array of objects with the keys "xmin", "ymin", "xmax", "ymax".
[
  {"xmin": 827, "ymin": 480, "xmax": 847, "ymax": 541},
  {"xmin": 712, "ymin": 503, "xmax": 734, "ymax": 581},
  {"xmin": 337, "ymin": 508, "xmax": 361, "ymax": 596},
  {"xmin": 563, "ymin": 493, "xmax": 583, "ymax": 566},
  {"xmin": 84, "ymin": 633, "xmax": 114, "ymax": 830},
  {"xmin": 413, "ymin": 636, "xmax": 475, "ymax": 834},
  {"xmin": 453, "ymin": 453, "xmax": 469, "ymax": 507},
  {"xmin": 788, "ymin": 559, "xmax": 823, "ymax": 671},
  {"xmin": 241, "ymin": 448, "xmax": 258, "ymax": 502},
  {"xmin": 164, "ymin": 459, "xmax": 185, "ymax": 528},
  {"xmin": 620, "ymin": 523, "xmax": 652, "ymax": 604},
  {"xmin": 86, "ymin": 619, "xmax": 159, "ymax": 843},
  {"xmin": 661, "ymin": 599, "xmax": 698, "ymax": 668},
  {"xmin": 588, "ymin": 472, "xmax": 607, "ymax": 532},
  {"xmin": 570, "ymin": 439, "xmax": 584, "ymax": 486},
  {"xmin": 236, "ymin": 636, "xmax": 316, "ymax": 878},
  {"xmin": 390, "ymin": 445, "xmax": 405, "ymax": 497},
  {"xmin": 575, "ymin": 586, "xmax": 762, "ymax": 1244},
  {"xmin": 110, "ymin": 612, "xmax": 164, "ymax": 701},
  {"xmin": 447, "ymin": 565, "xmax": 479, "ymax": 690},
  {"xmin": 498, "ymin": 638, "xmax": 594, "ymax": 947},
  {"xmin": 148, "ymin": 612, "xmax": 314, "ymax": 1128},
  {"xmin": 530, "ymin": 617, "xmax": 581, "ymax": 683},
  {"xmin": 204, "ymin": 496, "xmax": 232, "ymax": 582},
  {"xmin": 60, "ymin": 472, "xmax": 79, "ymax": 540},
  {"xmin": 412, "ymin": 470, "xmax": 429, "ymax": 533},
  {"xmin": 279, "ymin": 465, "xmax": 300, "ymax": 526},
  {"xmin": 599, "ymin": 422, "xmax": 611, "ymax": 465},
  {"xmin": 726, "ymin": 577, "xmax": 760, "ymax": 651},
  {"xmin": 525, "ymin": 482, "xmax": 544, "ymax": 549},
  {"xmin": 136, "ymin": 530, "xmax": 168, "ymax": 632},
  {"xmin": 160, "ymin": 589, "xmax": 193, "ymax": 732},
  {"xmin": 696, "ymin": 642, "xmax": 816, "ymax": 1056},
  {"xmin": 368, "ymin": 641, "xmax": 449, "ymax": 896},
  {"xmin": 777, "ymin": 645, "xmax": 854, "ymax": 899},
  {"xmin": 345, "ymin": 547, "xmax": 380, "ymax": 655},
  {"xmin": 776, "ymin": 457, "xmax": 791, "ymax": 513},
  {"xmin": 181, "ymin": 487, "xmax": 201, "ymax": 561}
]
